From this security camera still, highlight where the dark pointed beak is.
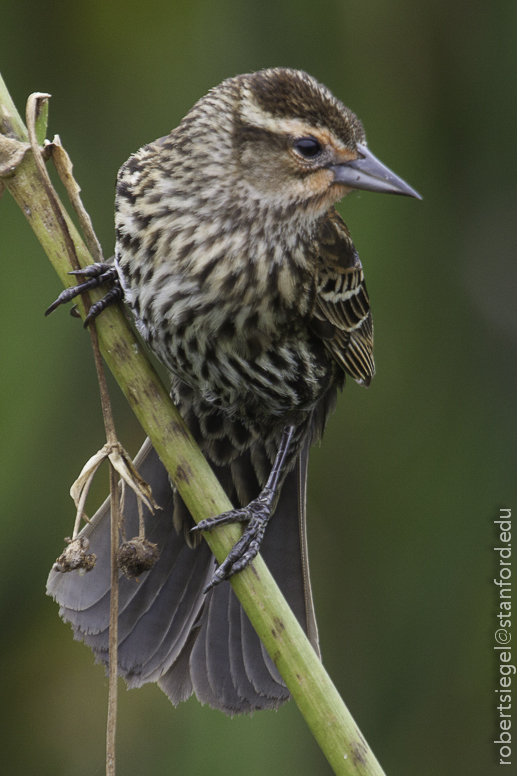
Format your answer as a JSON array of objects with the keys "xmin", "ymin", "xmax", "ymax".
[{"xmin": 330, "ymin": 143, "xmax": 422, "ymax": 199}]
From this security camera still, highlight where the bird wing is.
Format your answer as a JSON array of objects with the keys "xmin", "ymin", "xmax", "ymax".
[{"xmin": 312, "ymin": 207, "xmax": 375, "ymax": 386}]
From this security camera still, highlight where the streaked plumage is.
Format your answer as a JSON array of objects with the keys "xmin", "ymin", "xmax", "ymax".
[{"xmin": 48, "ymin": 68, "xmax": 419, "ymax": 714}]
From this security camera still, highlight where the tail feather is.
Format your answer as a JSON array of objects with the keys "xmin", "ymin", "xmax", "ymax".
[{"xmin": 47, "ymin": 434, "xmax": 319, "ymax": 714}]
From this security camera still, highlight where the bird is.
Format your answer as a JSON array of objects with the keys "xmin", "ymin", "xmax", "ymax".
[{"xmin": 47, "ymin": 68, "xmax": 420, "ymax": 715}]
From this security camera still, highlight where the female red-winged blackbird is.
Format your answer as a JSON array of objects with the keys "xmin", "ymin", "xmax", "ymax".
[{"xmin": 47, "ymin": 68, "xmax": 420, "ymax": 714}]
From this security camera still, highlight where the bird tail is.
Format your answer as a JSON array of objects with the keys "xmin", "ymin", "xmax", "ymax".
[{"xmin": 47, "ymin": 437, "xmax": 319, "ymax": 715}]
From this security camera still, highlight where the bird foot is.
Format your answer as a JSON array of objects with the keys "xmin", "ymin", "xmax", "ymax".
[
  {"xmin": 192, "ymin": 487, "xmax": 275, "ymax": 592},
  {"xmin": 45, "ymin": 262, "xmax": 123, "ymax": 326}
]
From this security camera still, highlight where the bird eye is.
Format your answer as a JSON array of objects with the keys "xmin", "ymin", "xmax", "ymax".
[{"xmin": 293, "ymin": 137, "xmax": 322, "ymax": 159}]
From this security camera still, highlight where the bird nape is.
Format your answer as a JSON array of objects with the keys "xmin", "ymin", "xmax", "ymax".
[{"xmin": 47, "ymin": 68, "xmax": 420, "ymax": 715}]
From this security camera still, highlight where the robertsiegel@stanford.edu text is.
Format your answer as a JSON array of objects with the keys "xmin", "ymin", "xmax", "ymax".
[{"xmin": 494, "ymin": 508, "xmax": 512, "ymax": 765}]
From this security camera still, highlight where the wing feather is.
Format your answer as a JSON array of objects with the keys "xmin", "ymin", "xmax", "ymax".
[{"xmin": 312, "ymin": 208, "xmax": 375, "ymax": 386}]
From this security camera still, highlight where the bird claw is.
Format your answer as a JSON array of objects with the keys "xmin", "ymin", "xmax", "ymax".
[
  {"xmin": 83, "ymin": 285, "xmax": 124, "ymax": 326},
  {"xmin": 202, "ymin": 515, "xmax": 268, "ymax": 593},
  {"xmin": 45, "ymin": 262, "xmax": 122, "ymax": 325},
  {"xmin": 68, "ymin": 262, "xmax": 114, "ymax": 278},
  {"xmin": 192, "ymin": 507, "xmax": 250, "ymax": 535},
  {"xmin": 193, "ymin": 489, "xmax": 274, "ymax": 592}
]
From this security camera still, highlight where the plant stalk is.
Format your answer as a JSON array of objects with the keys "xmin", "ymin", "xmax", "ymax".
[{"xmin": 0, "ymin": 71, "xmax": 388, "ymax": 776}]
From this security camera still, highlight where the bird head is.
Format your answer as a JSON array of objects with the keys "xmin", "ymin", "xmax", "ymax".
[{"xmin": 226, "ymin": 68, "xmax": 421, "ymax": 217}]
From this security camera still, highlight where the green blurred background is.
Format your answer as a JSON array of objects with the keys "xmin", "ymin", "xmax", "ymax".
[{"xmin": 1, "ymin": 1, "xmax": 515, "ymax": 774}]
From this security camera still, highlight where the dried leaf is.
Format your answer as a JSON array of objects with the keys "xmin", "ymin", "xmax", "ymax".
[
  {"xmin": 0, "ymin": 135, "xmax": 30, "ymax": 177},
  {"xmin": 48, "ymin": 134, "xmax": 103, "ymax": 263}
]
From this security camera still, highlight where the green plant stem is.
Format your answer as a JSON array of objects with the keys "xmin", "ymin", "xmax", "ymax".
[{"xmin": 0, "ymin": 70, "xmax": 388, "ymax": 776}]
